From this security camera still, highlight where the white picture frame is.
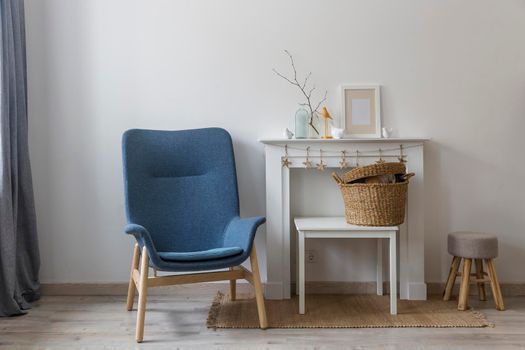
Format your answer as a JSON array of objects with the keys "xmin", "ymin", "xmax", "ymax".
[{"xmin": 341, "ymin": 85, "xmax": 381, "ymax": 138}]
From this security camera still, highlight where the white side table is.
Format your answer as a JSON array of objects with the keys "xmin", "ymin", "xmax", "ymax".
[{"xmin": 294, "ymin": 217, "xmax": 399, "ymax": 315}]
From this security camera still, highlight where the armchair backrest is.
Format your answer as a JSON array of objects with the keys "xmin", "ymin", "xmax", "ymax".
[{"xmin": 122, "ymin": 128, "xmax": 240, "ymax": 252}]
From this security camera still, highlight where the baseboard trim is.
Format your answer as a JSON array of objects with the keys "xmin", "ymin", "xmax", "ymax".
[
  {"xmin": 264, "ymin": 281, "xmax": 284, "ymax": 300},
  {"xmin": 40, "ymin": 281, "xmax": 525, "ymax": 297},
  {"xmin": 40, "ymin": 282, "xmax": 241, "ymax": 296},
  {"xmin": 426, "ymin": 282, "xmax": 525, "ymax": 297}
]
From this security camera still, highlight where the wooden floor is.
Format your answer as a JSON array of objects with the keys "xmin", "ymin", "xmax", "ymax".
[{"xmin": 2, "ymin": 284, "xmax": 525, "ymax": 350}]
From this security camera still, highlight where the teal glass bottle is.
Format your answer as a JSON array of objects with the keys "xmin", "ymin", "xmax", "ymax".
[{"xmin": 295, "ymin": 107, "xmax": 309, "ymax": 139}]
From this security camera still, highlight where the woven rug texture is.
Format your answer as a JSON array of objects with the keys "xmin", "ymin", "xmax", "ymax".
[{"xmin": 207, "ymin": 292, "xmax": 492, "ymax": 329}]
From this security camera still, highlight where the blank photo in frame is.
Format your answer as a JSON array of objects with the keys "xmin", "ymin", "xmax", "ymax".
[{"xmin": 341, "ymin": 85, "xmax": 381, "ymax": 138}]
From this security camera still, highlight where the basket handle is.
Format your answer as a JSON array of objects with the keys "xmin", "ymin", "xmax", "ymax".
[
  {"xmin": 401, "ymin": 172, "xmax": 415, "ymax": 181},
  {"xmin": 331, "ymin": 172, "xmax": 343, "ymax": 184}
]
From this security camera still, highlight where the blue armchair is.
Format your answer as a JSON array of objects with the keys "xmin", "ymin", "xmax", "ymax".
[{"xmin": 122, "ymin": 128, "xmax": 268, "ymax": 342}]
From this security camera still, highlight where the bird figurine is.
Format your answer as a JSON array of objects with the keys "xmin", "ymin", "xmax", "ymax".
[
  {"xmin": 321, "ymin": 107, "xmax": 333, "ymax": 139},
  {"xmin": 283, "ymin": 128, "xmax": 294, "ymax": 140}
]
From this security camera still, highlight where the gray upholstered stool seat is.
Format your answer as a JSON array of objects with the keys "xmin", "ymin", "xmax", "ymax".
[
  {"xmin": 443, "ymin": 231, "xmax": 504, "ymax": 311},
  {"xmin": 448, "ymin": 232, "xmax": 498, "ymax": 259}
]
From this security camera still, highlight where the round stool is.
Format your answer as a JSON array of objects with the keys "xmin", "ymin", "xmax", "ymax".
[{"xmin": 443, "ymin": 232, "xmax": 504, "ymax": 311}]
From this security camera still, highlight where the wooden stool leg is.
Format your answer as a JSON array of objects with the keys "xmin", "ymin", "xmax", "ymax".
[
  {"xmin": 229, "ymin": 267, "xmax": 236, "ymax": 301},
  {"xmin": 126, "ymin": 243, "xmax": 140, "ymax": 311},
  {"xmin": 458, "ymin": 258, "xmax": 472, "ymax": 311},
  {"xmin": 475, "ymin": 259, "xmax": 487, "ymax": 301},
  {"xmin": 443, "ymin": 256, "xmax": 461, "ymax": 301},
  {"xmin": 486, "ymin": 259, "xmax": 505, "ymax": 311}
]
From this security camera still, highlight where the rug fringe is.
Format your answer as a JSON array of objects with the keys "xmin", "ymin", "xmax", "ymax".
[
  {"xmin": 206, "ymin": 291, "xmax": 224, "ymax": 330},
  {"xmin": 470, "ymin": 308, "xmax": 495, "ymax": 328}
]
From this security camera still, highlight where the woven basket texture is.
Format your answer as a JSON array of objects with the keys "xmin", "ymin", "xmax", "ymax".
[
  {"xmin": 334, "ymin": 162, "xmax": 411, "ymax": 226},
  {"xmin": 338, "ymin": 182, "xmax": 408, "ymax": 226},
  {"xmin": 343, "ymin": 162, "xmax": 406, "ymax": 183}
]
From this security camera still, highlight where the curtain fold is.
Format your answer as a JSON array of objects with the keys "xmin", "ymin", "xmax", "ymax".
[{"xmin": 0, "ymin": 0, "xmax": 40, "ymax": 316}]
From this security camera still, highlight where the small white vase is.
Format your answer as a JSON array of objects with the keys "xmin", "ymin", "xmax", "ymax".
[{"xmin": 331, "ymin": 127, "xmax": 344, "ymax": 139}]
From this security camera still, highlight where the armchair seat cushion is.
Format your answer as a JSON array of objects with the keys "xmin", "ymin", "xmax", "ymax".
[{"xmin": 158, "ymin": 246, "xmax": 243, "ymax": 262}]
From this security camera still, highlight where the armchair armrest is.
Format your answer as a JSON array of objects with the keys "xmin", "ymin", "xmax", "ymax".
[
  {"xmin": 124, "ymin": 224, "xmax": 160, "ymax": 264},
  {"xmin": 222, "ymin": 216, "xmax": 266, "ymax": 253}
]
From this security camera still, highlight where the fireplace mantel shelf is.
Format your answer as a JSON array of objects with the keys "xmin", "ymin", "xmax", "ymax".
[
  {"xmin": 260, "ymin": 136, "xmax": 427, "ymax": 301},
  {"xmin": 259, "ymin": 138, "xmax": 429, "ymax": 144}
]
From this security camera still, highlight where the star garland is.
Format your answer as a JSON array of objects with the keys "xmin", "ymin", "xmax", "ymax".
[
  {"xmin": 376, "ymin": 148, "xmax": 385, "ymax": 164},
  {"xmin": 281, "ymin": 144, "xmax": 292, "ymax": 168},
  {"xmin": 316, "ymin": 149, "xmax": 327, "ymax": 171},
  {"xmin": 339, "ymin": 150, "xmax": 348, "ymax": 169},
  {"xmin": 280, "ymin": 144, "xmax": 417, "ymax": 171},
  {"xmin": 302, "ymin": 146, "xmax": 313, "ymax": 169},
  {"xmin": 398, "ymin": 144, "xmax": 407, "ymax": 163}
]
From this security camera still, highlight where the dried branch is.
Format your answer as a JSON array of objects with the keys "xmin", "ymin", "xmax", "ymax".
[
  {"xmin": 272, "ymin": 68, "xmax": 297, "ymax": 87},
  {"xmin": 285, "ymin": 49, "xmax": 298, "ymax": 82},
  {"xmin": 307, "ymin": 85, "xmax": 316, "ymax": 99},
  {"xmin": 302, "ymin": 72, "xmax": 312, "ymax": 90},
  {"xmin": 313, "ymin": 90, "xmax": 328, "ymax": 113},
  {"xmin": 272, "ymin": 50, "xmax": 328, "ymax": 135}
]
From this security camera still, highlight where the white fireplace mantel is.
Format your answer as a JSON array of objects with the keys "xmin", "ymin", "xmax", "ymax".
[{"xmin": 259, "ymin": 137, "xmax": 428, "ymax": 300}]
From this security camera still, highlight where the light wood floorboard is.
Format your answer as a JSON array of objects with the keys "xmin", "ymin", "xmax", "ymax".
[{"xmin": 1, "ymin": 284, "xmax": 525, "ymax": 350}]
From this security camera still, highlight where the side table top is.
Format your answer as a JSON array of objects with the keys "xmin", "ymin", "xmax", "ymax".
[{"xmin": 294, "ymin": 217, "xmax": 398, "ymax": 231}]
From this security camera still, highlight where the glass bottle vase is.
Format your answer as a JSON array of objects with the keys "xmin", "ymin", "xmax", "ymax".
[{"xmin": 294, "ymin": 107, "xmax": 309, "ymax": 139}]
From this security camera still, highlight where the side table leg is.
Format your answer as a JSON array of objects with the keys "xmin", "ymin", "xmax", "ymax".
[
  {"xmin": 377, "ymin": 239, "xmax": 383, "ymax": 295},
  {"xmin": 390, "ymin": 232, "xmax": 398, "ymax": 315},
  {"xmin": 298, "ymin": 231, "xmax": 305, "ymax": 314},
  {"xmin": 296, "ymin": 232, "xmax": 299, "ymax": 296}
]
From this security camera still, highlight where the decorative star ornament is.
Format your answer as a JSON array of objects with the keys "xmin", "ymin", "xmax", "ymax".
[
  {"xmin": 317, "ymin": 148, "xmax": 326, "ymax": 171},
  {"xmin": 339, "ymin": 150, "xmax": 348, "ymax": 169},
  {"xmin": 398, "ymin": 144, "xmax": 407, "ymax": 163},
  {"xmin": 282, "ymin": 144, "xmax": 292, "ymax": 168},
  {"xmin": 303, "ymin": 159, "xmax": 313, "ymax": 168},
  {"xmin": 376, "ymin": 148, "xmax": 386, "ymax": 164},
  {"xmin": 303, "ymin": 146, "xmax": 313, "ymax": 169}
]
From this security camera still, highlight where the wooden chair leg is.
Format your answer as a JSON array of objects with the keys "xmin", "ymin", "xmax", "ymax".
[
  {"xmin": 458, "ymin": 258, "xmax": 472, "ymax": 311},
  {"xmin": 443, "ymin": 256, "xmax": 461, "ymax": 301},
  {"xmin": 136, "ymin": 247, "xmax": 149, "ymax": 343},
  {"xmin": 249, "ymin": 245, "xmax": 268, "ymax": 329},
  {"xmin": 126, "ymin": 243, "xmax": 140, "ymax": 311},
  {"xmin": 486, "ymin": 259, "xmax": 505, "ymax": 311},
  {"xmin": 475, "ymin": 259, "xmax": 487, "ymax": 301},
  {"xmin": 229, "ymin": 267, "xmax": 236, "ymax": 301}
]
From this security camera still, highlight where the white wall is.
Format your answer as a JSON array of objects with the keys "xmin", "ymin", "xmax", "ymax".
[{"xmin": 25, "ymin": 0, "xmax": 525, "ymax": 285}]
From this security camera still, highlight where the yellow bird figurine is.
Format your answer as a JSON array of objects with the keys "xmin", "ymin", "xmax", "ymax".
[{"xmin": 321, "ymin": 106, "xmax": 333, "ymax": 139}]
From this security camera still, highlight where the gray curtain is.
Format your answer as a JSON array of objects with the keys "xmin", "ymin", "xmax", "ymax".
[{"xmin": 0, "ymin": 0, "xmax": 40, "ymax": 316}]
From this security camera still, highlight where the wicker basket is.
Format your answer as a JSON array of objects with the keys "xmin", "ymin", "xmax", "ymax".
[
  {"xmin": 343, "ymin": 162, "xmax": 406, "ymax": 183},
  {"xmin": 332, "ymin": 167, "xmax": 415, "ymax": 226}
]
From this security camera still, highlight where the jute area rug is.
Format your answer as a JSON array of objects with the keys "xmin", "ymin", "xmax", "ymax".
[{"xmin": 207, "ymin": 292, "xmax": 492, "ymax": 329}]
